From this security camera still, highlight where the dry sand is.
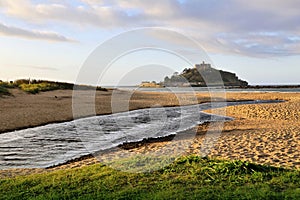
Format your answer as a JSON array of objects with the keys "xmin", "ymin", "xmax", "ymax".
[
  {"xmin": 0, "ymin": 89, "xmax": 299, "ymax": 177},
  {"xmin": 207, "ymin": 93, "xmax": 300, "ymax": 168}
]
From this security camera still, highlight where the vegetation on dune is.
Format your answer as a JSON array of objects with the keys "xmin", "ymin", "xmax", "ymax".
[
  {"xmin": 19, "ymin": 83, "xmax": 61, "ymax": 94},
  {"xmin": 0, "ymin": 81, "xmax": 12, "ymax": 96},
  {"xmin": 0, "ymin": 86, "xmax": 10, "ymax": 96},
  {"xmin": 1, "ymin": 155, "xmax": 300, "ymax": 199},
  {"xmin": 0, "ymin": 81, "xmax": 15, "ymax": 89},
  {"xmin": 0, "ymin": 79, "xmax": 107, "ymax": 94}
]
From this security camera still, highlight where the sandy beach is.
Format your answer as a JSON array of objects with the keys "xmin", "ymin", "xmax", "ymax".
[
  {"xmin": 0, "ymin": 89, "xmax": 214, "ymax": 133},
  {"xmin": 0, "ymin": 89, "xmax": 299, "ymax": 177}
]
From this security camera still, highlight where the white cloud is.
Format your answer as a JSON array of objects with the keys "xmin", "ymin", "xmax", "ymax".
[
  {"xmin": 0, "ymin": 0, "xmax": 300, "ymax": 56},
  {"xmin": 7, "ymin": 64, "xmax": 58, "ymax": 71},
  {"xmin": 0, "ymin": 0, "xmax": 143, "ymax": 27},
  {"xmin": 0, "ymin": 23, "xmax": 76, "ymax": 42}
]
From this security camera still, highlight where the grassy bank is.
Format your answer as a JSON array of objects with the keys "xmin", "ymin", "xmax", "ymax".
[
  {"xmin": 0, "ymin": 82, "xmax": 13, "ymax": 96},
  {"xmin": 1, "ymin": 155, "xmax": 300, "ymax": 199},
  {"xmin": 0, "ymin": 79, "xmax": 107, "ymax": 95},
  {"xmin": 0, "ymin": 86, "xmax": 10, "ymax": 96}
]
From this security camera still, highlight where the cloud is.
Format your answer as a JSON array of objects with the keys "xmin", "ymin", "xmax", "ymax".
[
  {"xmin": 23, "ymin": 65, "xmax": 58, "ymax": 71},
  {"xmin": 212, "ymin": 32, "xmax": 300, "ymax": 57},
  {"xmin": 8, "ymin": 64, "xmax": 59, "ymax": 71},
  {"xmin": 0, "ymin": 0, "xmax": 300, "ymax": 56},
  {"xmin": 2, "ymin": 0, "xmax": 300, "ymax": 31},
  {"xmin": 0, "ymin": 23, "xmax": 76, "ymax": 42},
  {"xmin": 0, "ymin": 0, "xmax": 146, "ymax": 27}
]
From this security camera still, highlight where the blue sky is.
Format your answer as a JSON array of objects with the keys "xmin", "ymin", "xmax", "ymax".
[{"xmin": 0, "ymin": 0, "xmax": 299, "ymax": 85}]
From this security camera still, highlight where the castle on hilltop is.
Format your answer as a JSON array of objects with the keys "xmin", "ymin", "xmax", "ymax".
[
  {"xmin": 140, "ymin": 61, "xmax": 248, "ymax": 87},
  {"xmin": 194, "ymin": 61, "xmax": 212, "ymax": 71}
]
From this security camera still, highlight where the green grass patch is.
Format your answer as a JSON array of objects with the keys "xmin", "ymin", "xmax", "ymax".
[
  {"xmin": 1, "ymin": 155, "xmax": 300, "ymax": 199},
  {"xmin": 0, "ymin": 81, "xmax": 15, "ymax": 89},
  {"xmin": 0, "ymin": 86, "xmax": 10, "ymax": 96},
  {"xmin": 19, "ymin": 83, "xmax": 60, "ymax": 94},
  {"xmin": 0, "ymin": 81, "xmax": 14, "ymax": 96},
  {"xmin": 14, "ymin": 79, "xmax": 108, "ymax": 94},
  {"xmin": 0, "ymin": 79, "xmax": 108, "ymax": 94},
  {"xmin": 18, "ymin": 83, "xmax": 108, "ymax": 94}
]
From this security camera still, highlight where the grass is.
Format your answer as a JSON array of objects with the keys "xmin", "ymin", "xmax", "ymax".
[
  {"xmin": 18, "ymin": 82, "xmax": 108, "ymax": 94},
  {"xmin": 0, "ymin": 79, "xmax": 107, "ymax": 94},
  {"xmin": 19, "ymin": 83, "xmax": 60, "ymax": 94},
  {"xmin": 1, "ymin": 155, "xmax": 300, "ymax": 199},
  {"xmin": 0, "ymin": 86, "xmax": 10, "ymax": 96},
  {"xmin": 0, "ymin": 82, "xmax": 14, "ymax": 96}
]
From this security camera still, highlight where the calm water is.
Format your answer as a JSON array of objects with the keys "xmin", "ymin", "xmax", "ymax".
[
  {"xmin": 110, "ymin": 86, "xmax": 300, "ymax": 93},
  {"xmin": 0, "ymin": 100, "xmax": 281, "ymax": 169}
]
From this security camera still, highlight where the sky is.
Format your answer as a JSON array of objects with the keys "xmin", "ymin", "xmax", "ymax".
[{"xmin": 0, "ymin": 0, "xmax": 299, "ymax": 85}]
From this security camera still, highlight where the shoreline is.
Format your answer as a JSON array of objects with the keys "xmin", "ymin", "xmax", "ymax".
[
  {"xmin": 0, "ymin": 99, "xmax": 283, "ymax": 170},
  {"xmin": 0, "ymin": 90, "xmax": 299, "ymax": 177},
  {"xmin": 0, "ymin": 98, "xmax": 274, "ymax": 134},
  {"xmin": 46, "ymin": 133, "xmax": 178, "ymax": 169},
  {"xmin": 0, "ymin": 102, "xmax": 212, "ymax": 134},
  {"xmin": 0, "ymin": 88, "xmax": 283, "ymax": 134},
  {"xmin": 44, "ymin": 99, "xmax": 283, "ymax": 170}
]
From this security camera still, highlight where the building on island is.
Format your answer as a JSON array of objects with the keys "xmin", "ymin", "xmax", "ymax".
[
  {"xmin": 139, "ymin": 81, "xmax": 163, "ymax": 88},
  {"xmin": 140, "ymin": 61, "xmax": 248, "ymax": 87},
  {"xmin": 194, "ymin": 61, "xmax": 212, "ymax": 71}
]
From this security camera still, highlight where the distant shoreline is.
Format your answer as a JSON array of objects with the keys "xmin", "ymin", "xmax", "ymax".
[
  {"xmin": 232, "ymin": 85, "xmax": 300, "ymax": 89},
  {"xmin": 105, "ymin": 84, "xmax": 300, "ymax": 89}
]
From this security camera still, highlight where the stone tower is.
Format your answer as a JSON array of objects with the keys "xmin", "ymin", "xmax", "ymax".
[{"xmin": 194, "ymin": 61, "xmax": 211, "ymax": 70}]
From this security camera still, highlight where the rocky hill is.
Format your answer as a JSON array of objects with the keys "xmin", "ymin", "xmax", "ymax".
[{"xmin": 162, "ymin": 62, "xmax": 248, "ymax": 87}]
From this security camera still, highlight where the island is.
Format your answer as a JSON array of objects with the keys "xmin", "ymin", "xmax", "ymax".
[{"xmin": 140, "ymin": 62, "xmax": 248, "ymax": 87}]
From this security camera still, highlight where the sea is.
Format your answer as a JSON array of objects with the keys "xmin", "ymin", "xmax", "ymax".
[{"xmin": 108, "ymin": 86, "xmax": 300, "ymax": 93}]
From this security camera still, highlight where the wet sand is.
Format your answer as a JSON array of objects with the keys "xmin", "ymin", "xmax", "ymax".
[
  {"xmin": 0, "ymin": 90, "xmax": 299, "ymax": 177},
  {"xmin": 0, "ymin": 89, "xmax": 214, "ymax": 133}
]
